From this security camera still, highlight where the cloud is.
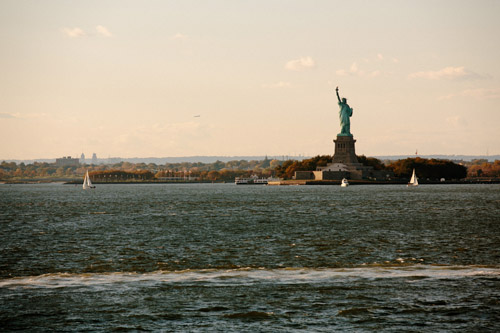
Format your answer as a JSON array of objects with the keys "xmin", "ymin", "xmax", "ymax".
[
  {"xmin": 337, "ymin": 54, "xmax": 399, "ymax": 78},
  {"xmin": 285, "ymin": 57, "xmax": 315, "ymax": 71},
  {"xmin": 336, "ymin": 62, "xmax": 365, "ymax": 76},
  {"xmin": 261, "ymin": 81, "xmax": 291, "ymax": 89},
  {"xmin": 96, "ymin": 25, "xmax": 112, "ymax": 37},
  {"xmin": 62, "ymin": 27, "xmax": 86, "ymax": 38},
  {"xmin": 409, "ymin": 66, "xmax": 486, "ymax": 80},
  {"xmin": 0, "ymin": 112, "xmax": 47, "ymax": 119},
  {"xmin": 376, "ymin": 53, "xmax": 399, "ymax": 63},
  {"xmin": 445, "ymin": 116, "xmax": 467, "ymax": 128},
  {"xmin": 171, "ymin": 33, "xmax": 188, "ymax": 40},
  {"xmin": 62, "ymin": 26, "xmax": 113, "ymax": 38},
  {"xmin": 439, "ymin": 88, "xmax": 500, "ymax": 100}
]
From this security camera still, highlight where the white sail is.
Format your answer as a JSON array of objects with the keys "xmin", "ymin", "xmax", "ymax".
[
  {"xmin": 83, "ymin": 170, "xmax": 94, "ymax": 189},
  {"xmin": 408, "ymin": 169, "xmax": 418, "ymax": 186},
  {"xmin": 83, "ymin": 171, "xmax": 89, "ymax": 189},
  {"xmin": 86, "ymin": 171, "xmax": 93, "ymax": 187}
]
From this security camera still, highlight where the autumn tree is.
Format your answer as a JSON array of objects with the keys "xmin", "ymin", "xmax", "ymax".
[
  {"xmin": 207, "ymin": 170, "xmax": 220, "ymax": 180},
  {"xmin": 357, "ymin": 155, "xmax": 387, "ymax": 170},
  {"xmin": 387, "ymin": 158, "xmax": 466, "ymax": 180},
  {"xmin": 466, "ymin": 160, "xmax": 500, "ymax": 177}
]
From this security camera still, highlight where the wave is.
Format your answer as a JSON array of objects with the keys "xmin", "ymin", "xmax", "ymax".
[{"xmin": 1, "ymin": 265, "xmax": 499, "ymax": 289}]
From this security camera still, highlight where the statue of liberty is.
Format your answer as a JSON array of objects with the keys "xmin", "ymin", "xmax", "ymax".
[{"xmin": 335, "ymin": 86, "xmax": 353, "ymax": 136}]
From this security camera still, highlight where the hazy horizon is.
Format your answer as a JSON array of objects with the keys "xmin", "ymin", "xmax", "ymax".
[
  {"xmin": 1, "ymin": 1, "xmax": 499, "ymax": 159},
  {"xmin": 3, "ymin": 153, "xmax": 499, "ymax": 165}
]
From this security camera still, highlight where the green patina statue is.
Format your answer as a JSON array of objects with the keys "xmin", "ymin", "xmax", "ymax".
[{"xmin": 335, "ymin": 86, "xmax": 353, "ymax": 136}]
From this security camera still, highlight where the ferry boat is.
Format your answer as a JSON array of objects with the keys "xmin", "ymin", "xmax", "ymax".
[{"xmin": 235, "ymin": 175, "xmax": 279, "ymax": 185}]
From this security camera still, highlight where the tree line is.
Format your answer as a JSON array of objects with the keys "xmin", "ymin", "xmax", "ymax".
[
  {"xmin": 1, "ymin": 157, "xmax": 497, "ymax": 181},
  {"xmin": 387, "ymin": 157, "xmax": 467, "ymax": 180},
  {"xmin": 462, "ymin": 159, "xmax": 500, "ymax": 178},
  {"xmin": 0, "ymin": 158, "xmax": 279, "ymax": 181},
  {"xmin": 89, "ymin": 169, "xmax": 275, "ymax": 182},
  {"xmin": 275, "ymin": 155, "xmax": 471, "ymax": 180}
]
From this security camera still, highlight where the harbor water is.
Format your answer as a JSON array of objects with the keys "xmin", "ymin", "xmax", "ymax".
[{"xmin": 1, "ymin": 183, "xmax": 499, "ymax": 331}]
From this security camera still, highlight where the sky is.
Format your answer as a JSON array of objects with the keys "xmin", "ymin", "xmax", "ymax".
[{"xmin": 1, "ymin": 0, "xmax": 499, "ymax": 160}]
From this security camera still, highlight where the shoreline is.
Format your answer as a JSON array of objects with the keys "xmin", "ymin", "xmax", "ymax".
[
  {"xmin": 1, "ymin": 179, "xmax": 499, "ymax": 185},
  {"xmin": 64, "ymin": 180, "xmax": 224, "ymax": 185},
  {"xmin": 268, "ymin": 179, "xmax": 500, "ymax": 185}
]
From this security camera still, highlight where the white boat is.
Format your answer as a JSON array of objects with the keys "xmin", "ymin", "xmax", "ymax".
[
  {"xmin": 407, "ymin": 168, "xmax": 418, "ymax": 187},
  {"xmin": 83, "ymin": 170, "xmax": 95, "ymax": 189},
  {"xmin": 253, "ymin": 178, "xmax": 268, "ymax": 184},
  {"xmin": 235, "ymin": 177, "xmax": 249, "ymax": 185},
  {"xmin": 235, "ymin": 175, "xmax": 279, "ymax": 185},
  {"xmin": 235, "ymin": 174, "xmax": 267, "ymax": 185},
  {"xmin": 341, "ymin": 178, "xmax": 349, "ymax": 187}
]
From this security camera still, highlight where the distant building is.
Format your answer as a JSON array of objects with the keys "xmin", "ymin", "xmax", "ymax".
[
  {"xmin": 56, "ymin": 156, "xmax": 80, "ymax": 167},
  {"xmin": 91, "ymin": 153, "xmax": 98, "ymax": 165}
]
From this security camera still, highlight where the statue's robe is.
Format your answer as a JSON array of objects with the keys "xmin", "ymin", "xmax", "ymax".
[{"xmin": 338, "ymin": 102, "xmax": 353, "ymax": 135}]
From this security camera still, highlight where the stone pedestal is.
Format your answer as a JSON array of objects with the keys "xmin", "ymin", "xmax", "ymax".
[
  {"xmin": 295, "ymin": 134, "xmax": 388, "ymax": 181},
  {"xmin": 332, "ymin": 135, "xmax": 359, "ymax": 164}
]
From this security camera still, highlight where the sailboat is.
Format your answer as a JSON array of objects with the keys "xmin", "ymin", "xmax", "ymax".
[
  {"xmin": 407, "ymin": 169, "xmax": 418, "ymax": 187},
  {"xmin": 83, "ymin": 170, "xmax": 95, "ymax": 189}
]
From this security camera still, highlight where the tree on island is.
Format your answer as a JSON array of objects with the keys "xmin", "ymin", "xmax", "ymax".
[
  {"xmin": 356, "ymin": 155, "xmax": 386, "ymax": 170},
  {"xmin": 386, "ymin": 158, "xmax": 467, "ymax": 180},
  {"xmin": 273, "ymin": 155, "xmax": 469, "ymax": 180},
  {"xmin": 464, "ymin": 159, "xmax": 500, "ymax": 178},
  {"xmin": 274, "ymin": 155, "xmax": 333, "ymax": 179}
]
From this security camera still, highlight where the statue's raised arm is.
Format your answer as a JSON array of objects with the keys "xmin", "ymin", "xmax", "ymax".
[{"xmin": 335, "ymin": 86, "xmax": 341, "ymax": 103}]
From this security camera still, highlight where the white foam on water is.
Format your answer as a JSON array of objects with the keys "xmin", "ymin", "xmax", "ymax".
[{"xmin": 1, "ymin": 265, "xmax": 499, "ymax": 289}]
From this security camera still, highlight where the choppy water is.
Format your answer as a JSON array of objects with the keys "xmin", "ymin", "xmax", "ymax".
[{"xmin": 1, "ymin": 183, "xmax": 499, "ymax": 331}]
